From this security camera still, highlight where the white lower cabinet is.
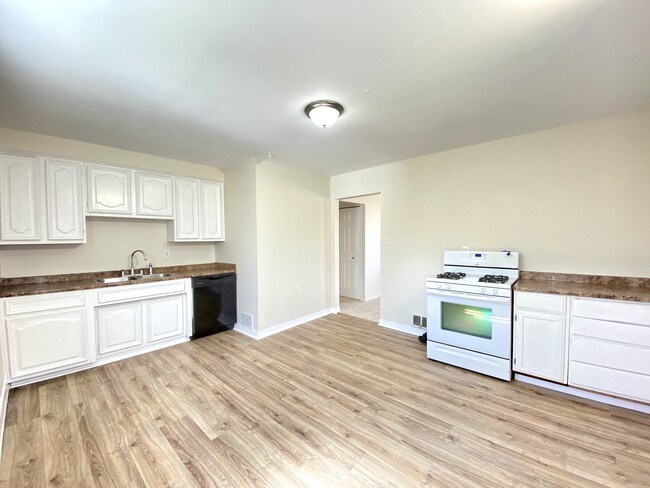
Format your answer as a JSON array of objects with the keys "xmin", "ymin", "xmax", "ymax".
[
  {"xmin": 96, "ymin": 301, "xmax": 144, "ymax": 357},
  {"xmin": 6, "ymin": 307, "xmax": 91, "ymax": 379},
  {"xmin": 95, "ymin": 282, "xmax": 188, "ymax": 361},
  {"xmin": 1, "ymin": 279, "xmax": 191, "ymax": 386},
  {"xmin": 569, "ymin": 298, "xmax": 650, "ymax": 404},
  {"xmin": 513, "ymin": 292, "xmax": 568, "ymax": 383},
  {"xmin": 515, "ymin": 290, "xmax": 650, "ymax": 405},
  {"xmin": 146, "ymin": 294, "xmax": 185, "ymax": 343}
]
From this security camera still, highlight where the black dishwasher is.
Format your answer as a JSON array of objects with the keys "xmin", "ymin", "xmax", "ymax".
[{"xmin": 191, "ymin": 273, "xmax": 237, "ymax": 339}]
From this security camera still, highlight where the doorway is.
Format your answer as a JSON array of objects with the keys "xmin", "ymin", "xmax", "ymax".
[{"xmin": 338, "ymin": 194, "xmax": 381, "ymax": 322}]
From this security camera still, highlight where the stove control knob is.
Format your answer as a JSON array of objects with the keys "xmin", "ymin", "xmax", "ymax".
[
  {"xmin": 446, "ymin": 284, "xmax": 452, "ymax": 290},
  {"xmin": 436, "ymin": 283, "xmax": 442, "ymax": 289},
  {"xmin": 481, "ymin": 288, "xmax": 487, "ymax": 294},
  {"xmin": 492, "ymin": 289, "xmax": 499, "ymax": 295}
]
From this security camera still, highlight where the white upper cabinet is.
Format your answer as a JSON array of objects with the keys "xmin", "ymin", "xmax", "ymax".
[
  {"xmin": 45, "ymin": 159, "xmax": 85, "ymax": 240},
  {"xmin": 171, "ymin": 177, "xmax": 200, "ymax": 240},
  {"xmin": 168, "ymin": 178, "xmax": 224, "ymax": 242},
  {"xmin": 0, "ymin": 154, "xmax": 85, "ymax": 244},
  {"xmin": 1, "ymin": 149, "xmax": 225, "ymax": 244},
  {"xmin": 86, "ymin": 164, "xmax": 132, "ymax": 215},
  {"xmin": 0, "ymin": 155, "xmax": 41, "ymax": 241},
  {"xmin": 87, "ymin": 164, "xmax": 176, "ymax": 219},
  {"xmin": 200, "ymin": 180, "xmax": 224, "ymax": 240},
  {"xmin": 135, "ymin": 172, "xmax": 173, "ymax": 217}
]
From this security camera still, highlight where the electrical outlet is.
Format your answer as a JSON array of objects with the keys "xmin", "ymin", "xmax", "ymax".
[
  {"xmin": 412, "ymin": 315, "xmax": 421, "ymax": 326},
  {"xmin": 163, "ymin": 249, "xmax": 171, "ymax": 258},
  {"xmin": 421, "ymin": 317, "xmax": 427, "ymax": 328}
]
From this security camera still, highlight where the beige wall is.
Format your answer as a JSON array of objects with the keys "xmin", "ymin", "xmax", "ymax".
[
  {"xmin": 0, "ymin": 127, "xmax": 223, "ymax": 179},
  {"xmin": 0, "ymin": 127, "xmax": 223, "ymax": 277},
  {"xmin": 256, "ymin": 161, "xmax": 331, "ymax": 330},
  {"xmin": 331, "ymin": 111, "xmax": 650, "ymax": 326},
  {"xmin": 214, "ymin": 161, "xmax": 259, "ymax": 329}
]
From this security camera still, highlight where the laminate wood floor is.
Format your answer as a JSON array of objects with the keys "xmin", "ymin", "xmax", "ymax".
[{"xmin": 1, "ymin": 314, "xmax": 649, "ymax": 487}]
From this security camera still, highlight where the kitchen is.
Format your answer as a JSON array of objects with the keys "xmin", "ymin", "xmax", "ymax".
[{"xmin": 1, "ymin": 1, "xmax": 650, "ymax": 486}]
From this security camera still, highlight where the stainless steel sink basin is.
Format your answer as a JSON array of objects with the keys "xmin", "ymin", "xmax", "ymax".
[
  {"xmin": 95, "ymin": 273, "xmax": 176, "ymax": 284},
  {"xmin": 139, "ymin": 273, "xmax": 176, "ymax": 280}
]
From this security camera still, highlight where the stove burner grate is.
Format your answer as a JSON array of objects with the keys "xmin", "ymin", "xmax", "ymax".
[
  {"xmin": 436, "ymin": 272, "xmax": 466, "ymax": 280},
  {"xmin": 479, "ymin": 274, "xmax": 509, "ymax": 284}
]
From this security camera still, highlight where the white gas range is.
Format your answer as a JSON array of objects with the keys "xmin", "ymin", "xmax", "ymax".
[{"xmin": 426, "ymin": 250, "xmax": 519, "ymax": 381}]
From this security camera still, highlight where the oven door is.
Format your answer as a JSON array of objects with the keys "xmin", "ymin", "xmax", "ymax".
[{"xmin": 427, "ymin": 290, "xmax": 511, "ymax": 359}]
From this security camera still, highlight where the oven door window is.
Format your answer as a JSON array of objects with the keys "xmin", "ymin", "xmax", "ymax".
[{"xmin": 441, "ymin": 302, "xmax": 493, "ymax": 339}]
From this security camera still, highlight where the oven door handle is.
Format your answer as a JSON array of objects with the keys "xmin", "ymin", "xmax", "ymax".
[{"xmin": 427, "ymin": 290, "xmax": 511, "ymax": 303}]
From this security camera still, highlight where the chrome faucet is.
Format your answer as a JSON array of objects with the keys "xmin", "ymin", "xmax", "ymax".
[{"xmin": 129, "ymin": 249, "xmax": 148, "ymax": 275}]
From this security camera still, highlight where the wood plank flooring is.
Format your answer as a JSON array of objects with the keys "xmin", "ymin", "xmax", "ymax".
[{"xmin": 1, "ymin": 313, "xmax": 649, "ymax": 487}]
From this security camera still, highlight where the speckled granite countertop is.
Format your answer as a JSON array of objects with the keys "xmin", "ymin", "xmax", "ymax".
[
  {"xmin": 0, "ymin": 262, "xmax": 236, "ymax": 298},
  {"xmin": 514, "ymin": 271, "xmax": 650, "ymax": 303}
]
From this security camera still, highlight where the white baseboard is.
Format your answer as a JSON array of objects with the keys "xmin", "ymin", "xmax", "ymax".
[
  {"xmin": 363, "ymin": 295, "xmax": 380, "ymax": 302},
  {"xmin": 233, "ymin": 323, "xmax": 257, "ymax": 339},
  {"xmin": 0, "ymin": 381, "xmax": 8, "ymax": 465},
  {"xmin": 234, "ymin": 308, "xmax": 338, "ymax": 340},
  {"xmin": 378, "ymin": 319, "xmax": 425, "ymax": 336},
  {"xmin": 514, "ymin": 374, "xmax": 650, "ymax": 414}
]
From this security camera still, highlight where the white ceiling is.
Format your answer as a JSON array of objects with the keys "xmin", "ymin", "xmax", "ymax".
[{"xmin": 1, "ymin": 1, "xmax": 649, "ymax": 176}]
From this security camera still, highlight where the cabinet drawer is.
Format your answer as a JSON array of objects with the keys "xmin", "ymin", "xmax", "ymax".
[
  {"xmin": 571, "ymin": 337, "xmax": 650, "ymax": 376},
  {"xmin": 571, "ymin": 298, "xmax": 650, "ymax": 326},
  {"xmin": 4, "ymin": 291, "xmax": 86, "ymax": 316},
  {"xmin": 569, "ymin": 362, "xmax": 650, "ymax": 404},
  {"xmin": 571, "ymin": 316, "xmax": 650, "ymax": 347},
  {"xmin": 516, "ymin": 292, "xmax": 565, "ymax": 314},
  {"xmin": 96, "ymin": 279, "xmax": 186, "ymax": 304}
]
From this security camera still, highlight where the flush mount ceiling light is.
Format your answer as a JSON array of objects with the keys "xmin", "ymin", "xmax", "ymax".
[{"xmin": 304, "ymin": 100, "xmax": 344, "ymax": 128}]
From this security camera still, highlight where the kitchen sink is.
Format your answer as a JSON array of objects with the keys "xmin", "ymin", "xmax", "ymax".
[
  {"xmin": 140, "ymin": 273, "xmax": 176, "ymax": 280},
  {"xmin": 95, "ymin": 273, "xmax": 176, "ymax": 284}
]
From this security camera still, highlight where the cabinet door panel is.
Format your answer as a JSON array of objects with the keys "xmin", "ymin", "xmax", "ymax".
[
  {"xmin": 7, "ymin": 309, "xmax": 90, "ymax": 378},
  {"xmin": 0, "ymin": 155, "xmax": 40, "ymax": 241},
  {"xmin": 87, "ymin": 165, "xmax": 132, "ymax": 214},
  {"xmin": 171, "ymin": 178, "xmax": 200, "ymax": 240},
  {"xmin": 146, "ymin": 295, "xmax": 185, "ymax": 343},
  {"xmin": 136, "ymin": 172, "xmax": 173, "ymax": 217},
  {"xmin": 46, "ymin": 159, "xmax": 85, "ymax": 240},
  {"xmin": 514, "ymin": 310, "xmax": 567, "ymax": 383},
  {"xmin": 200, "ymin": 181, "xmax": 224, "ymax": 240},
  {"xmin": 96, "ymin": 302, "xmax": 143, "ymax": 357}
]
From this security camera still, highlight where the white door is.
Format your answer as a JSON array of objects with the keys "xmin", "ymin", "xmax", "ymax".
[
  {"xmin": 200, "ymin": 180, "xmax": 224, "ymax": 240},
  {"xmin": 0, "ymin": 155, "xmax": 41, "ymax": 241},
  {"xmin": 87, "ymin": 164, "xmax": 132, "ymax": 214},
  {"xmin": 513, "ymin": 310, "xmax": 567, "ymax": 382},
  {"xmin": 146, "ymin": 294, "xmax": 186, "ymax": 343},
  {"xmin": 339, "ymin": 206, "xmax": 362, "ymax": 299},
  {"xmin": 7, "ymin": 309, "xmax": 91, "ymax": 378},
  {"xmin": 96, "ymin": 302, "xmax": 144, "ymax": 357},
  {"xmin": 172, "ymin": 178, "xmax": 200, "ymax": 240},
  {"xmin": 135, "ymin": 172, "xmax": 173, "ymax": 217},
  {"xmin": 45, "ymin": 159, "xmax": 85, "ymax": 241}
]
